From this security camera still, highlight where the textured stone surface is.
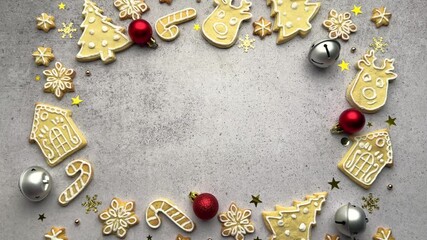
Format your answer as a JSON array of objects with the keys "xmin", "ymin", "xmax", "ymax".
[{"xmin": 0, "ymin": 0, "xmax": 426, "ymax": 239}]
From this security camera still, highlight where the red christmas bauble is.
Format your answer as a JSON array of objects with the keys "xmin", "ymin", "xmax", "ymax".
[
  {"xmin": 193, "ymin": 193, "xmax": 219, "ymax": 220},
  {"xmin": 128, "ymin": 19, "xmax": 153, "ymax": 45},
  {"xmin": 339, "ymin": 108, "xmax": 365, "ymax": 134}
]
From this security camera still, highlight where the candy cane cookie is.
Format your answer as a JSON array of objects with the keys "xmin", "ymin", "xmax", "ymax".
[
  {"xmin": 155, "ymin": 8, "xmax": 197, "ymax": 41},
  {"xmin": 58, "ymin": 159, "xmax": 93, "ymax": 206},
  {"xmin": 146, "ymin": 199, "xmax": 195, "ymax": 232}
]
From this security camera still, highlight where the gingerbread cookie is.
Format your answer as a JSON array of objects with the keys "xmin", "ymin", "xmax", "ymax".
[
  {"xmin": 338, "ymin": 129, "xmax": 392, "ymax": 189},
  {"xmin": 58, "ymin": 159, "xmax": 93, "ymax": 206},
  {"xmin": 325, "ymin": 234, "xmax": 340, "ymax": 240},
  {"xmin": 146, "ymin": 199, "xmax": 195, "ymax": 232},
  {"xmin": 263, "ymin": 192, "xmax": 327, "ymax": 240},
  {"xmin": 76, "ymin": 0, "xmax": 132, "ymax": 64},
  {"xmin": 323, "ymin": 10, "xmax": 357, "ymax": 41},
  {"xmin": 155, "ymin": 8, "xmax": 197, "ymax": 41},
  {"xmin": 371, "ymin": 7, "xmax": 392, "ymax": 28},
  {"xmin": 114, "ymin": 0, "xmax": 149, "ymax": 20},
  {"xmin": 37, "ymin": 13, "xmax": 56, "ymax": 32},
  {"xmin": 30, "ymin": 103, "xmax": 87, "ymax": 167},
  {"xmin": 202, "ymin": 0, "xmax": 252, "ymax": 48},
  {"xmin": 373, "ymin": 227, "xmax": 395, "ymax": 240},
  {"xmin": 346, "ymin": 50, "xmax": 397, "ymax": 113},
  {"xmin": 43, "ymin": 62, "xmax": 75, "ymax": 99},
  {"xmin": 252, "ymin": 17, "xmax": 272, "ymax": 39},
  {"xmin": 267, "ymin": 0, "xmax": 320, "ymax": 44},
  {"xmin": 176, "ymin": 234, "xmax": 191, "ymax": 240},
  {"xmin": 99, "ymin": 198, "xmax": 139, "ymax": 238},
  {"xmin": 32, "ymin": 47, "xmax": 55, "ymax": 66},
  {"xmin": 45, "ymin": 227, "xmax": 68, "ymax": 240},
  {"xmin": 218, "ymin": 202, "xmax": 255, "ymax": 240}
]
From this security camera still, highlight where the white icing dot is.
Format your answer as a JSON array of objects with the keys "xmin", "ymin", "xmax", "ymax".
[
  {"xmin": 314, "ymin": 202, "xmax": 319, "ymax": 207},
  {"xmin": 305, "ymin": 7, "xmax": 309, "ymax": 12},
  {"xmin": 89, "ymin": 17, "xmax": 95, "ymax": 23},
  {"xmin": 102, "ymin": 40, "xmax": 108, "ymax": 47},
  {"xmin": 282, "ymin": 12, "xmax": 287, "ymax": 16},
  {"xmin": 291, "ymin": 214, "xmax": 296, "ymax": 219},
  {"xmin": 303, "ymin": 207, "xmax": 309, "ymax": 214},
  {"xmin": 277, "ymin": 220, "xmax": 284, "ymax": 226},
  {"xmin": 88, "ymin": 7, "xmax": 93, "ymax": 13},
  {"xmin": 285, "ymin": 230, "xmax": 290, "ymax": 236},
  {"xmin": 89, "ymin": 30, "xmax": 95, "ymax": 35},
  {"xmin": 299, "ymin": 223, "xmax": 307, "ymax": 232},
  {"xmin": 286, "ymin": 21, "xmax": 293, "ymax": 28},
  {"xmin": 102, "ymin": 26, "xmax": 108, "ymax": 32},
  {"xmin": 277, "ymin": 0, "xmax": 283, "ymax": 5},
  {"xmin": 380, "ymin": 159, "xmax": 384, "ymax": 163},
  {"xmin": 113, "ymin": 34, "xmax": 120, "ymax": 41},
  {"xmin": 291, "ymin": 2, "xmax": 298, "ymax": 9},
  {"xmin": 88, "ymin": 42, "xmax": 95, "ymax": 49},
  {"xmin": 297, "ymin": 17, "xmax": 301, "ymax": 21}
]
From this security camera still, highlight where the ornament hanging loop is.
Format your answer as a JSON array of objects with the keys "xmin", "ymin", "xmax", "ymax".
[
  {"xmin": 189, "ymin": 191, "xmax": 199, "ymax": 202},
  {"xmin": 147, "ymin": 37, "xmax": 158, "ymax": 49},
  {"xmin": 331, "ymin": 123, "xmax": 344, "ymax": 134}
]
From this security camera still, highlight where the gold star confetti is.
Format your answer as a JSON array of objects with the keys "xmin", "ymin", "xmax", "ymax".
[
  {"xmin": 250, "ymin": 194, "xmax": 262, "ymax": 207},
  {"xmin": 351, "ymin": 5, "xmax": 362, "ymax": 16},
  {"xmin": 58, "ymin": 22, "xmax": 77, "ymax": 39},
  {"xmin": 38, "ymin": 213, "xmax": 46, "ymax": 221},
  {"xmin": 328, "ymin": 178, "xmax": 340, "ymax": 190},
  {"xmin": 370, "ymin": 37, "xmax": 388, "ymax": 53},
  {"xmin": 193, "ymin": 24, "xmax": 200, "ymax": 31},
  {"xmin": 36, "ymin": 13, "xmax": 56, "ymax": 33},
  {"xmin": 371, "ymin": 7, "xmax": 392, "ymax": 28},
  {"xmin": 367, "ymin": 122, "xmax": 373, "ymax": 127},
  {"xmin": 82, "ymin": 194, "xmax": 102, "ymax": 214},
  {"xmin": 58, "ymin": 2, "xmax": 66, "ymax": 10},
  {"xmin": 35, "ymin": 75, "xmax": 41, "ymax": 81},
  {"xmin": 32, "ymin": 47, "xmax": 55, "ymax": 66},
  {"xmin": 338, "ymin": 60, "xmax": 349, "ymax": 71},
  {"xmin": 252, "ymin": 17, "xmax": 272, "ymax": 39},
  {"xmin": 238, "ymin": 34, "xmax": 255, "ymax": 53},
  {"xmin": 386, "ymin": 116, "xmax": 396, "ymax": 127},
  {"xmin": 71, "ymin": 95, "xmax": 83, "ymax": 106},
  {"xmin": 362, "ymin": 193, "xmax": 379, "ymax": 214},
  {"xmin": 373, "ymin": 227, "xmax": 395, "ymax": 240}
]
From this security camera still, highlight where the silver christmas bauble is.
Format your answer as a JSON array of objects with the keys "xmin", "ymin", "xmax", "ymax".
[
  {"xmin": 19, "ymin": 166, "xmax": 52, "ymax": 202},
  {"xmin": 308, "ymin": 39, "xmax": 341, "ymax": 68},
  {"xmin": 334, "ymin": 203, "xmax": 368, "ymax": 238}
]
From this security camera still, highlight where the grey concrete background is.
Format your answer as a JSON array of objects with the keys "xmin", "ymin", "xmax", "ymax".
[{"xmin": 1, "ymin": 0, "xmax": 426, "ymax": 239}]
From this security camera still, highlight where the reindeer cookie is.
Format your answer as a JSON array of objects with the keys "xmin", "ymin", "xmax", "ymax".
[
  {"xmin": 155, "ymin": 8, "xmax": 197, "ymax": 41},
  {"xmin": 202, "ymin": 0, "xmax": 252, "ymax": 48},
  {"xmin": 346, "ymin": 50, "xmax": 397, "ymax": 113},
  {"xmin": 338, "ymin": 129, "xmax": 393, "ymax": 189}
]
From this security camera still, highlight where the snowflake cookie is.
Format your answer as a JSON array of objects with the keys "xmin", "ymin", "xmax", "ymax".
[
  {"xmin": 99, "ymin": 198, "xmax": 139, "ymax": 238},
  {"xmin": 37, "ymin": 13, "xmax": 56, "ymax": 32},
  {"xmin": 373, "ymin": 227, "xmax": 395, "ymax": 240},
  {"xmin": 252, "ymin": 17, "xmax": 272, "ymax": 39},
  {"xmin": 32, "ymin": 47, "xmax": 55, "ymax": 66},
  {"xmin": 371, "ymin": 7, "xmax": 392, "ymax": 28},
  {"xmin": 323, "ymin": 10, "xmax": 357, "ymax": 41},
  {"xmin": 218, "ymin": 202, "xmax": 255, "ymax": 240},
  {"xmin": 44, "ymin": 227, "xmax": 68, "ymax": 240},
  {"xmin": 114, "ymin": 0, "xmax": 149, "ymax": 20},
  {"xmin": 43, "ymin": 62, "xmax": 75, "ymax": 99}
]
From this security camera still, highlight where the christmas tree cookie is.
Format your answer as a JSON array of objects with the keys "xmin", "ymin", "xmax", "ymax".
[
  {"xmin": 263, "ymin": 192, "xmax": 327, "ymax": 240},
  {"xmin": 76, "ymin": 0, "xmax": 132, "ymax": 64}
]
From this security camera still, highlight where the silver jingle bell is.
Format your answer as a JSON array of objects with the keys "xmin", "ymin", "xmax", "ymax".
[
  {"xmin": 334, "ymin": 203, "xmax": 368, "ymax": 238},
  {"xmin": 19, "ymin": 166, "xmax": 52, "ymax": 202},
  {"xmin": 308, "ymin": 39, "xmax": 341, "ymax": 68}
]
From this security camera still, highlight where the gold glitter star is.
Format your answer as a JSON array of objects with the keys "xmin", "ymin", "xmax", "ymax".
[
  {"xmin": 328, "ymin": 178, "xmax": 340, "ymax": 190},
  {"xmin": 362, "ymin": 193, "xmax": 379, "ymax": 214},
  {"xmin": 238, "ymin": 34, "xmax": 255, "ymax": 53},
  {"xmin": 385, "ymin": 116, "xmax": 396, "ymax": 127},
  {"xmin": 58, "ymin": 2, "xmax": 66, "ymax": 10},
  {"xmin": 82, "ymin": 195, "xmax": 102, "ymax": 213},
  {"xmin": 58, "ymin": 22, "xmax": 77, "ymax": 39},
  {"xmin": 338, "ymin": 60, "xmax": 349, "ymax": 71},
  {"xmin": 370, "ymin": 37, "xmax": 388, "ymax": 53},
  {"xmin": 71, "ymin": 95, "xmax": 83, "ymax": 106},
  {"xmin": 351, "ymin": 5, "xmax": 362, "ymax": 16},
  {"xmin": 35, "ymin": 75, "xmax": 41, "ymax": 81},
  {"xmin": 250, "ymin": 194, "xmax": 262, "ymax": 207},
  {"xmin": 193, "ymin": 24, "xmax": 200, "ymax": 31}
]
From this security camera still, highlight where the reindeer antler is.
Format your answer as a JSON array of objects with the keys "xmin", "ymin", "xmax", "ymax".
[{"xmin": 238, "ymin": 0, "xmax": 252, "ymax": 12}]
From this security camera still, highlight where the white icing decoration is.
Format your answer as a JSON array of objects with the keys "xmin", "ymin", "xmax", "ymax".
[
  {"xmin": 101, "ymin": 26, "xmax": 108, "ymax": 32},
  {"xmin": 278, "ymin": 220, "xmax": 284, "ymax": 226},
  {"xmin": 291, "ymin": 214, "xmax": 296, "ymax": 219},
  {"xmin": 102, "ymin": 40, "xmax": 108, "ymax": 47},
  {"xmin": 291, "ymin": 2, "xmax": 298, "ymax": 9},
  {"xmin": 89, "ymin": 17, "xmax": 95, "ymax": 23},
  {"xmin": 88, "ymin": 42, "xmax": 95, "ymax": 49},
  {"xmin": 362, "ymin": 87, "xmax": 377, "ymax": 100},
  {"xmin": 314, "ymin": 202, "xmax": 318, "ymax": 207},
  {"xmin": 89, "ymin": 29, "xmax": 95, "ymax": 35},
  {"xmin": 58, "ymin": 159, "xmax": 93, "ymax": 206},
  {"xmin": 44, "ymin": 228, "xmax": 64, "ymax": 240},
  {"xmin": 299, "ymin": 223, "xmax": 307, "ymax": 232},
  {"xmin": 285, "ymin": 230, "xmax": 290, "ymax": 236},
  {"xmin": 113, "ymin": 34, "xmax": 120, "ymax": 41},
  {"xmin": 286, "ymin": 21, "xmax": 293, "ymax": 28},
  {"xmin": 303, "ymin": 207, "xmax": 309, "ymax": 214},
  {"xmin": 146, "ymin": 199, "xmax": 195, "ymax": 232},
  {"xmin": 229, "ymin": 17, "xmax": 238, "ymax": 26}
]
